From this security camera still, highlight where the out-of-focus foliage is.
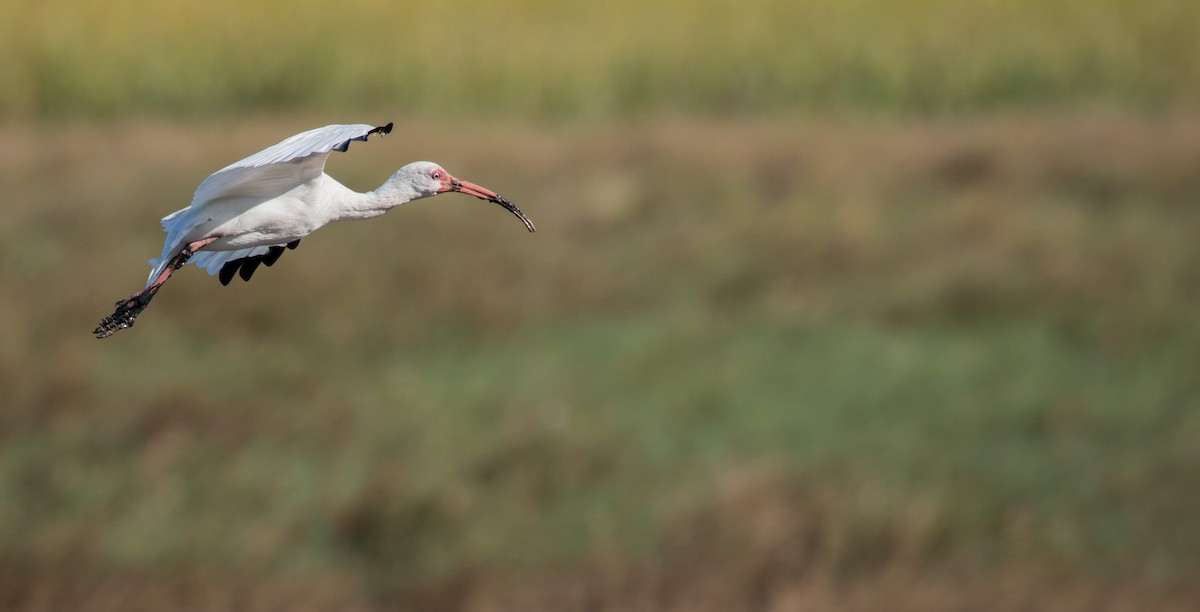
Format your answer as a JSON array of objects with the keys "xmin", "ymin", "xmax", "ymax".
[
  {"xmin": 2, "ymin": 114, "xmax": 1200, "ymax": 609},
  {"xmin": 3, "ymin": 0, "xmax": 1200, "ymax": 608},
  {"xmin": 1, "ymin": 0, "xmax": 1198, "ymax": 118}
]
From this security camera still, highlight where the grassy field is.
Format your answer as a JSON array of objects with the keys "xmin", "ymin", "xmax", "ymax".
[
  {"xmin": 2, "ymin": 0, "xmax": 1200, "ymax": 118},
  {"xmin": 2, "ymin": 0, "xmax": 1200, "ymax": 608},
  {"xmin": 1, "ymin": 112, "xmax": 1199, "ymax": 609}
]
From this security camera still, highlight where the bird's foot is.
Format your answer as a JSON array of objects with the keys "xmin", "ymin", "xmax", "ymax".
[{"xmin": 93, "ymin": 288, "xmax": 157, "ymax": 339}]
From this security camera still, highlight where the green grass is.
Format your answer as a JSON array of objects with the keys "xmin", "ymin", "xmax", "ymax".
[
  {"xmin": 2, "ymin": 113, "xmax": 1200, "ymax": 608},
  {"xmin": 2, "ymin": 0, "xmax": 1199, "ymax": 118}
]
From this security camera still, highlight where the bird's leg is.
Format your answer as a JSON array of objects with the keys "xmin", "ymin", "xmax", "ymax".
[{"xmin": 93, "ymin": 237, "xmax": 219, "ymax": 338}]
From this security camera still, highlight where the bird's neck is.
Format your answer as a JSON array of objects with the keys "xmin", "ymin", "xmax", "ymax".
[{"xmin": 331, "ymin": 179, "xmax": 422, "ymax": 222}]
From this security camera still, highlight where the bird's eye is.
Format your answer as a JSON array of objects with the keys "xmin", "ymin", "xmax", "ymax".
[{"xmin": 431, "ymin": 171, "xmax": 441, "ymax": 180}]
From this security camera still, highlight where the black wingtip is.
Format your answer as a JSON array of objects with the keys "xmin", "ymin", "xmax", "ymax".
[
  {"xmin": 219, "ymin": 262, "xmax": 238, "ymax": 285},
  {"xmin": 217, "ymin": 242, "xmax": 300, "ymax": 285},
  {"xmin": 239, "ymin": 258, "xmax": 262, "ymax": 282},
  {"xmin": 333, "ymin": 123, "xmax": 394, "ymax": 153},
  {"xmin": 263, "ymin": 246, "xmax": 285, "ymax": 267}
]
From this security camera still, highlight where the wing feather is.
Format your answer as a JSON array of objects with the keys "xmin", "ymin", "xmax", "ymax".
[
  {"xmin": 145, "ymin": 122, "xmax": 391, "ymax": 285},
  {"xmin": 191, "ymin": 122, "xmax": 393, "ymax": 205},
  {"xmin": 191, "ymin": 246, "xmax": 274, "ymax": 276}
]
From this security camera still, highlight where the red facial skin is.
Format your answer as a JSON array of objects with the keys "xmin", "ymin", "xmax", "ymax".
[
  {"xmin": 433, "ymin": 169, "xmax": 498, "ymax": 200},
  {"xmin": 431, "ymin": 168, "xmax": 536, "ymax": 232}
]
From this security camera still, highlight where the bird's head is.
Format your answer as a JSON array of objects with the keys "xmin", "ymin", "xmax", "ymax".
[{"xmin": 390, "ymin": 161, "xmax": 536, "ymax": 232}]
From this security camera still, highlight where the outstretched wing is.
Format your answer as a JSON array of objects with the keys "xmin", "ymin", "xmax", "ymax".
[
  {"xmin": 189, "ymin": 240, "xmax": 301, "ymax": 285},
  {"xmin": 191, "ymin": 122, "xmax": 393, "ymax": 205},
  {"xmin": 147, "ymin": 122, "xmax": 392, "ymax": 285}
]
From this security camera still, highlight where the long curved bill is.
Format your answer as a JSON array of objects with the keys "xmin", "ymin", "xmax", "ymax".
[{"xmin": 451, "ymin": 177, "xmax": 536, "ymax": 232}]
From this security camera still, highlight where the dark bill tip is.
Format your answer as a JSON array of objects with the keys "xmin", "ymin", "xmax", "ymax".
[{"xmin": 489, "ymin": 195, "xmax": 536, "ymax": 232}]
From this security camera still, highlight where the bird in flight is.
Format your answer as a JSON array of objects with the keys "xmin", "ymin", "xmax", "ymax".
[{"xmin": 94, "ymin": 122, "xmax": 535, "ymax": 338}]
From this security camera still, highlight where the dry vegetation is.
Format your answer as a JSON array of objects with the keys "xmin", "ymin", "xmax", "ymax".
[
  {"xmin": 2, "ymin": 0, "xmax": 1199, "ymax": 117},
  {"xmin": 3, "ymin": 0, "xmax": 1200, "ymax": 608},
  {"xmin": 1, "ymin": 112, "xmax": 1199, "ymax": 610}
]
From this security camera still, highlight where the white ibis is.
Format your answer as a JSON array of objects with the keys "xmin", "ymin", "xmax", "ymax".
[{"xmin": 94, "ymin": 122, "xmax": 535, "ymax": 338}]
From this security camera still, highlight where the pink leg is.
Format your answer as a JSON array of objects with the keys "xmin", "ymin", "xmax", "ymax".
[{"xmin": 93, "ymin": 237, "xmax": 219, "ymax": 338}]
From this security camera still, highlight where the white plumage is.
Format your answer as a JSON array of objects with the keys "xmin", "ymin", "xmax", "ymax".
[
  {"xmin": 95, "ymin": 122, "xmax": 535, "ymax": 338},
  {"xmin": 147, "ymin": 123, "xmax": 392, "ymax": 283}
]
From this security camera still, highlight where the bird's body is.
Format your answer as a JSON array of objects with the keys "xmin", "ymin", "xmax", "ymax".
[
  {"xmin": 168, "ymin": 176, "xmax": 331, "ymax": 251},
  {"xmin": 94, "ymin": 122, "xmax": 535, "ymax": 338},
  {"xmin": 154, "ymin": 172, "xmax": 380, "ymax": 276}
]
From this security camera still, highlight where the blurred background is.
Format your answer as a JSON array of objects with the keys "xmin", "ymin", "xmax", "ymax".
[{"xmin": 2, "ymin": 0, "xmax": 1200, "ymax": 609}]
